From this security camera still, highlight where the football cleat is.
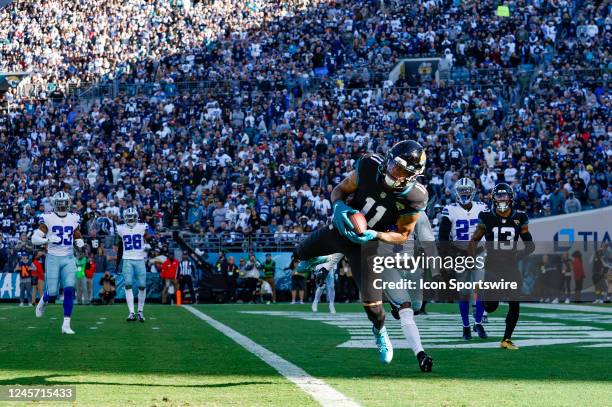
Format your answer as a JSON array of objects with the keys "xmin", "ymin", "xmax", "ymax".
[
  {"xmin": 329, "ymin": 303, "xmax": 336, "ymax": 314},
  {"xmin": 314, "ymin": 267, "xmax": 329, "ymax": 287},
  {"xmin": 311, "ymin": 302, "xmax": 318, "ymax": 313},
  {"xmin": 61, "ymin": 321, "xmax": 75, "ymax": 335},
  {"xmin": 416, "ymin": 351, "xmax": 433, "ymax": 373},
  {"xmin": 390, "ymin": 304, "xmax": 400, "ymax": 320},
  {"xmin": 138, "ymin": 312, "xmax": 145, "ymax": 323},
  {"xmin": 372, "ymin": 326, "xmax": 393, "ymax": 364},
  {"xmin": 35, "ymin": 299, "xmax": 47, "ymax": 318},
  {"xmin": 462, "ymin": 326, "xmax": 472, "ymax": 340},
  {"xmin": 473, "ymin": 323, "xmax": 488, "ymax": 339},
  {"xmin": 500, "ymin": 339, "xmax": 519, "ymax": 350},
  {"xmin": 126, "ymin": 313, "xmax": 137, "ymax": 322}
]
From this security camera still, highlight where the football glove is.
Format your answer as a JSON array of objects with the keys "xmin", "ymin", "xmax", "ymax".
[
  {"xmin": 346, "ymin": 229, "xmax": 378, "ymax": 245},
  {"xmin": 75, "ymin": 239, "xmax": 85, "ymax": 248},
  {"xmin": 332, "ymin": 200, "xmax": 357, "ymax": 237},
  {"xmin": 48, "ymin": 234, "xmax": 62, "ymax": 244}
]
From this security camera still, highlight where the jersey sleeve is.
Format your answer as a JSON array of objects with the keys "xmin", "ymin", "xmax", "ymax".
[
  {"xmin": 441, "ymin": 205, "xmax": 451, "ymax": 220},
  {"xmin": 356, "ymin": 154, "xmax": 383, "ymax": 186},
  {"xmin": 399, "ymin": 182, "xmax": 428, "ymax": 215},
  {"xmin": 477, "ymin": 210, "xmax": 488, "ymax": 226},
  {"xmin": 518, "ymin": 212, "xmax": 529, "ymax": 227}
]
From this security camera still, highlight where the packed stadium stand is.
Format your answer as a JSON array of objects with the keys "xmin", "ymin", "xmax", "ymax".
[{"xmin": 0, "ymin": 0, "xmax": 609, "ymax": 259}]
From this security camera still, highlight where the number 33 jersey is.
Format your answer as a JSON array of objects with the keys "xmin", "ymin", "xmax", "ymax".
[
  {"xmin": 347, "ymin": 154, "xmax": 428, "ymax": 232},
  {"xmin": 40, "ymin": 212, "xmax": 81, "ymax": 257},
  {"xmin": 116, "ymin": 223, "xmax": 148, "ymax": 260}
]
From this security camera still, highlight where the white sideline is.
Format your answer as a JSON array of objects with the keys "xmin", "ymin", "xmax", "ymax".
[{"xmin": 183, "ymin": 305, "xmax": 360, "ymax": 407}]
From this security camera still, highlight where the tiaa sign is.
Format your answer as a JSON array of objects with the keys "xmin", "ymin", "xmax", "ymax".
[{"xmin": 530, "ymin": 206, "xmax": 611, "ymax": 252}]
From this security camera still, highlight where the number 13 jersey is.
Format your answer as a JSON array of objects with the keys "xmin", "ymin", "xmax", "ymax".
[{"xmin": 347, "ymin": 154, "xmax": 428, "ymax": 232}]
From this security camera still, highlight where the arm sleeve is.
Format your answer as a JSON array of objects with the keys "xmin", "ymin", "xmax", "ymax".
[{"xmin": 438, "ymin": 215, "xmax": 452, "ymax": 242}]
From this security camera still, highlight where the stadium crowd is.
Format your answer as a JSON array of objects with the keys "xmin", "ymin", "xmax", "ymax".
[{"xmin": 0, "ymin": 0, "xmax": 609, "ymax": 257}]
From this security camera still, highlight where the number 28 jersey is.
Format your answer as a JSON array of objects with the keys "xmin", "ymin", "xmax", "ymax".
[
  {"xmin": 347, "ymin": 154, "xmax": 428, "ymax": 232},
  {"xmin": 40, "ymin": 212, "xmax": 81, "ymax": 257},
  {"xmin": 116, "ymin": 223, "xmax": 148, "ymax": 260}
]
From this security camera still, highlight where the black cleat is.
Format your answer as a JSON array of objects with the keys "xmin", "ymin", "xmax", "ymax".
[
  {"xmin": 390, "ymin": 303, "xmax": 400, "ymax": 320},
  {"xmin": 138, "ymin": 312, "xmax": 145, "ymax": 323},
  {"xmin": 126, "ymin": 313, "xmax": 137, "ymax": 322},
  {"xmin": 314, "ymin": 267, "xmax": 329, "ymax": 287},
  {"xmin": 462, "ymin": 326, "xmax": 472, "ymax": 340},
  {"xmin": 417, "ymin": 351, "xmax": 433, "ymax": 373},
  {"xmin": 473, "ymin": 323, "xmax": 488, "ymax": 338}
]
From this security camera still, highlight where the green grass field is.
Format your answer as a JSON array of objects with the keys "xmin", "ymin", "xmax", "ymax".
[{"xmin": 1, "ymin": 302, "xmax": 611, "ymax": 406}]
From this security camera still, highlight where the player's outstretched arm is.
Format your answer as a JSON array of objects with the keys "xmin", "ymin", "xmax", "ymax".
[
  {"xmin": 331, "ymin": 171, "xmax": 359, "ymax": 237},
  {"xmin": 375, "ymin": 213, "xmax": 420, "ymax": 245}
]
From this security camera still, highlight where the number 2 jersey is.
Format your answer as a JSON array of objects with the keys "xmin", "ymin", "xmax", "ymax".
[
  {"xmin": 116, "ymin": 223, "xmax": 148, "ymax": 260},
  {"xmin": 441, "ymin": 201, "xmax": 489, "ymax": 250},
  {"xmin": 40, "ymin": 212, "xmax": 81, "ymax": 257},
  {"xmin": 347, "ymin": 153, "xmax": 428, "ymax": 232}
]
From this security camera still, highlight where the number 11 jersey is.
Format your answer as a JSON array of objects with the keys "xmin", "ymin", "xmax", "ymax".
[{"xmin": 347, "ymin": 154, "xmax": 428, "ymax": 232}]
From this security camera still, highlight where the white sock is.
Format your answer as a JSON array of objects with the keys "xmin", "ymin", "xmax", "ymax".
[
  {"xmin": 125, "ymin": 288, "xmax": 135, "ymax": 314},
  {"xmin": 327, "ymin": 281, "xmax": 335, "ymax": 306},
  {"xmin": 138, "ymin": 289, "xmax": 146, "ymax": 312},
  {"xmin": 399, "ymin": 308, "xmax": 424, "ymax": 356},
  {"xmin": 313, "ymin": 286, "xmax": 323, "ymax": 306},
  {"xmin": 63, "ymin": 316, "xmax": 70, "ymax": 325}
]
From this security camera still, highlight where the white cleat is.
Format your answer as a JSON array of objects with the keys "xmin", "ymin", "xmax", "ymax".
[
  {"xmin": 35, "ymin": 300, "xmax": 47, "ymax": 318},
  {"xmin": 329, "ymin": 304, "xmax": 336, "ymax": 314},
  {"xmin": 311, "ymin": 302, "xmax": 318, "ymax": 313},
  {"xmin": 61, "ymin": 324, "xmax": 75, "ymax": 335}
]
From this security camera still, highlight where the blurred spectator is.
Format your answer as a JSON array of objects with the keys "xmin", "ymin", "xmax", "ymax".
[
  {"xmin": 564, "ymin": 192, "xmax": 582, "ymax": 213},
  {"xmin": 98, "ymin": 271, "xmax": 116, "ymax": 305},
  {"xmin": 31, "ymin": 251, "xmax": 45, "ymax": 306},
  {"xmin": 15, "ymin": 253, "xmax": 35, "ymax": 307},
  {"xmin": 225, "ymin": 256, "xmax": 239, "ymax": 302},
  {"xmin": 85, "ymin": 253, "xmax": 97, "ymax": 304},
  {"xmin": 160, "ymin": 252, "xmax": 179, "ymax": 304},
  {"xmin": 261, "ymin": 253, "xmax": 276, "ymax": 303},
  {"xmin": 572, "ymin": 251, "xmax": 585, "ymax": 302}
]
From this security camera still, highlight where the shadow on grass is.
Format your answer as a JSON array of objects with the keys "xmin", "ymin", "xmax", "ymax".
[{"xmin": 0, "ymin": 374, "xmax": 275, "ymax": 388}]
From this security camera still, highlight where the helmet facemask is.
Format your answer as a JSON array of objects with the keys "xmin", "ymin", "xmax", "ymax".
[
  {"xmin": 53, "ymin": 197, "xmax": 69, "ymax": 217},
  {"xmin": 383, "ymin": 157, "xmax": 422, "ymax": 191},
  {"xmin": 456, "ymin": 185, "xmax": 475, "ymax": 206},
  {"xmin": 125, "ymin": 212, "xmax": 138, "ymax": 227},
  {"xmin": 494, "ymin": 192, "xmax": 512, "ymax": 212}
]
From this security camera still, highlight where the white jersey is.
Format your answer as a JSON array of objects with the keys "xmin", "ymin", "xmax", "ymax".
[
  {"xmin": 441, "ymin": 202, "xmax": 489, "ymax": 249},
  {"xmin": 40, "ymin": 212, "xmax": 81, "ymax": 257},
  {"xmin": 116, "ymin": 223, "xmax": 148, "ymax": 260}
]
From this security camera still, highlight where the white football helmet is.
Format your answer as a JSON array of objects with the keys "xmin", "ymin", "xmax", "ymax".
[
  {"xmin": 124, "ymin": 207, "xmax": 138, "ymax": 227},
  {"xmin": 455, "ymin": 178, "xmax": 476, "ymax": 206},
  {"xmin": 52, "ymin": 191, "xmax": 71, "ymax": 217}
]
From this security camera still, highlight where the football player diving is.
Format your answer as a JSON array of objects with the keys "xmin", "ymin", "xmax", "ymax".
[
  {"xmin": 293, "ymin": 140, "xmax": 428, "ymax": 364},
  {"xmin": 468, "ymin": 183, "xmax": 535, "ymax": 350}
]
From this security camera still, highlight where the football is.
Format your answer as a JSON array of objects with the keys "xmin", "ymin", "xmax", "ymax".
[{"xmin": 349, "ymin": 212, "xmax": 368, "ymax": 235}]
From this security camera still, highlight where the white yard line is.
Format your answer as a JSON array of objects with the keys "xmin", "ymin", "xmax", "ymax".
[
  {"xmin": 521, "ymin": 303, "xmax": 612, "ymax": 314},
  {"xmin": 183, "ymin": 305, "xmax": 360, "ymax": 407}
]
